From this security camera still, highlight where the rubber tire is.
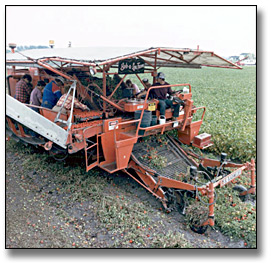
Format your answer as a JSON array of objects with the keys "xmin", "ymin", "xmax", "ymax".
[
  {"xmin": 190, "ymin": 223, "xmax": 208, "ymax": 234},
  {"xmin": 233, "ymin": 184, "xmax": 249, "ymax": 202}
]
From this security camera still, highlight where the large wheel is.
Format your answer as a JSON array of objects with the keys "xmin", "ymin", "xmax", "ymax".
[{"xmin": 49, "ymin": 145, "xmax": 68, "ymax": 161}]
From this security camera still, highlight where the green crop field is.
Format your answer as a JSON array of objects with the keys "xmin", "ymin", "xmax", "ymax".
[
  {"xmin": 129, "ymin": 67, "xmax": 256, "ymax": 247},
  {"xmin": 129, "ymin": 66, "xmax": 256, "ymax": 162},
  {"xmin": 6, "ymin": 66, "xmax": 256, "ymax": 248}
]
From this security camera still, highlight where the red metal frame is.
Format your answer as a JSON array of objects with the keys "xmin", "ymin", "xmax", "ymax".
[{"xmin": 5, "ymin": 46, "xmax": 252, "ymax": 232}]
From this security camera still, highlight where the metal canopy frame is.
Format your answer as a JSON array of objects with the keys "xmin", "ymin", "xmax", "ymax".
[
  {"xmin": 6, "ymin": 47, "xmax": 242, "ymax": 115},
  {"xmin": 6, "ymin": 47, "xmax": 242, "ymax": 69}
]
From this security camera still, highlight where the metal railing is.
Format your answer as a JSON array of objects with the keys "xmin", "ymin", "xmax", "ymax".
[{"xmin": 54, "ymin": 80, "xmax": 77, "ymax": 131}]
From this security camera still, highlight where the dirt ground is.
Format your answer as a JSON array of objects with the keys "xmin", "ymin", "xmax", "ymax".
[{"xmin": 5, "ymin": 142, "xmax": 247, "ymax": 248}]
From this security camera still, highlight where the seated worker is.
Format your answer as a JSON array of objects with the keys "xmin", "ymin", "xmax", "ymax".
[
  {"xmin": 136, "ymin": 78, "xmax": 151, "ymax": 99},
  {"xmin": 15, "ymin": 74, "xmax": 33, "ymax": 104},
  {"xmin": 52, "ymin": 85, "xmax": 90, "ymax": 114},
  {"xmin": 125, "ymin": 79, "xmax": 141, "ymax": 96},
  {"xmin": 149, "ymin": 72, "xmax": 184, "ymax": 120},
  {"xmin": 41, "ymin": 77, "xmax": 66, "ymax": 109},
  {"xmin": 30, "ymin": 80, "xmax": 46, "ymax": 112}
]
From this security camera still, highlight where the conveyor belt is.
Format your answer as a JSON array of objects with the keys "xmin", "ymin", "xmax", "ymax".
[{"xmin": 132, "ymin": 136, "xmax": 194, "ymax": 179}]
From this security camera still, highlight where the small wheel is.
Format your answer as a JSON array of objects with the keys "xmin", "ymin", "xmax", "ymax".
[
  {"xmin": 190, "ymin": 223, "xmax": 208, "ymax": 234},
  {"xmin": 164, "ymin": 189, "xmax": 176, "ymax": 211},
  {"xmin": 233, "ymin": 185, "xmax": 249, "ymax": 202},
  {"xmin": 174, "ymin": 191, "xmax": 186, "ymax": 215},
  {"xmin": 175, "ymin": 190, "xmax": 196, "ymax": 215}
]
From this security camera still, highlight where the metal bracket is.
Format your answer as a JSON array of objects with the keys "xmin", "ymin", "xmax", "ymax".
[{"xmin": 54, "ymin": 80, "xmax": 77, "ymax": 131}]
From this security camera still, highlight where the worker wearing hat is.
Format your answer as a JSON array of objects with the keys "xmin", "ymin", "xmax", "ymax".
[
  {"xmin": 41, "ymin": 76, "xmax": 66, "ymax": 109},
  {"xmin": 149, "ymin": 72, "xmax": 182, "ymax": 120}
]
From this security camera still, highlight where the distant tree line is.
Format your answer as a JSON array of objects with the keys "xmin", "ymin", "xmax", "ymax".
[{"xmin": 6, "ymin": 45, "xmax": 49, "ymax": 53}]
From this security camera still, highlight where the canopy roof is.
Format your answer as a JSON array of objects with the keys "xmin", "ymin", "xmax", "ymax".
[{"xmin": 6, "ymin": 46, "xmax": 241, "ymax": 69}]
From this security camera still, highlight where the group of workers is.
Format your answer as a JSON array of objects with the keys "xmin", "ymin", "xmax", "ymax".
[
  {"xmin": 15, "ymin": 74, "xmax": 89, "ymax": 114},
  {"xmin": 15, "ymin": 72, "xmax": 183, "ymax": 120}
]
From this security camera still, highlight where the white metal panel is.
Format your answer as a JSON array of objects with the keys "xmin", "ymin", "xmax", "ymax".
[{"xmin": 6, "ymin": 94, "xmax": 69, "ymax": 148}]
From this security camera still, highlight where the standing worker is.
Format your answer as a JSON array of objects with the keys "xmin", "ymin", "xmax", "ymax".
[
  {"xmin": 15, "ymin": 74, "xmax": 33, "ymax": 104},
  {"xmin": 30, "ymin": 80, "xmax": 46, "ymax": 112},
  {"xmin": 41, "ymin": 77, "xmax": 66, "ymax": 109}
]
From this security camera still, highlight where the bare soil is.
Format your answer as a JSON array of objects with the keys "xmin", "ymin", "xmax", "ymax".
[{"xmin": 5, "ymin": 142, "xmax": 246, "ymax": 248}]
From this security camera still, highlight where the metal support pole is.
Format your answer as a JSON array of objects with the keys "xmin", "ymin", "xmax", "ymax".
[
  {"xmin": 208, "ymin": 182, "xmax": 215, "ymax": 226},
  {"xmin": 102, "ymin": 66, "xmax": 107, "ymax": 113},
  {"xmin": 250, "ymin": 159, "xmax": 256, "ymax": 193},
  {"xmin": 153, "ymin": 51, "xmax": 157, "ymax": 84}
]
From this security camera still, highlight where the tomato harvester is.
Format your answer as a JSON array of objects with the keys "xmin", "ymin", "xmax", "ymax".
[{"xmin": 6, "ymin": 46, "xmax": 256, "ymax": 233}]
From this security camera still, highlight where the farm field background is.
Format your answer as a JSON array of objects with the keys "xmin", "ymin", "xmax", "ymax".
[
  {"xmin": 6, "ymin": 66, "xmax": 256, "ymax": 248},
  {"xmin": 129, "ymin": 66, "xmax": 256, "ymax": 162}
]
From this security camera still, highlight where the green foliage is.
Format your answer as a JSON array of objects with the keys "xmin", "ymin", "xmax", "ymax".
[
  {"xmin": 132, "ymin": 67, "xmax": 256, "ymax": 162},
  {"xmin": 97, "ymin": 196, "xmax": 150, "ymax": 234},
  {"xmin": 214, "ymin": 179, "xmax": 256, "ymax": 248},
  {"xmin": 185, "ymin": 203, "xmax": 209, "ymax": 227},
  {"xmin": 181, "ymin": 171, "xmax": 256, "ymax": 248},
  {"xmin": 173, "ymin": 67, "xmax": 256, "ymax": 162},
  {"xmin": 151, "ymin": 231, "xmax": 192, "ymax": 248}
]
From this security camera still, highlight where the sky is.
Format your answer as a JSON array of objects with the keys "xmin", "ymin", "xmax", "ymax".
[{"xmin": 6, "ymin": 5, "xmax": 256, "ymax": 57}]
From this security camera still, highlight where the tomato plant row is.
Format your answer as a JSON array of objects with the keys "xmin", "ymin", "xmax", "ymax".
[{"xmin": 129, "ymin": 66, "xmax": 256, "ymax": 162}]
